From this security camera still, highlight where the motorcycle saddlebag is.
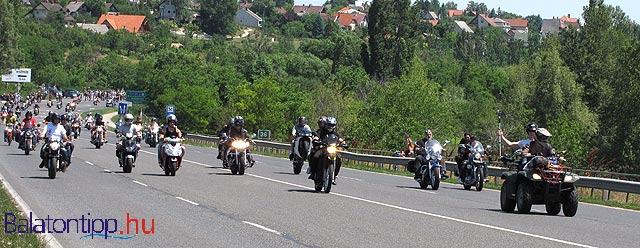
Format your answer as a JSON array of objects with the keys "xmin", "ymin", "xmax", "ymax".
[{"xmin": 407, "ymin": 160, "xmax": 417, "ymax": 173}]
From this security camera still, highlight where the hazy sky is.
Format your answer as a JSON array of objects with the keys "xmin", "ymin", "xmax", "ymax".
[{"xmin": 294, "ymin": 0, "xmax": 640, "ymax": 23}]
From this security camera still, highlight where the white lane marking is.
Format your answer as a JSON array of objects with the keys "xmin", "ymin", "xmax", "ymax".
[
  {"xmin": 242, "ymin": 221, "xmax": 282, "ymax": 235},
  {"xmin": 245, "ymin": 173, "xmax": 596, "ymax": 248},
  {"xmin": 340, "ymin": 176, "xmax": 362, "ymax": 181},
  {"xmin": 133, "ymin": 180, "xmax": 148, "ymax": 187},
  {"xmin": 85, "ymin": 161, "xmax": 94, "ymax": 165},
  {"xmin": 176, "ymin": 197, "xmax": 199, "ymax": 206},
  {"xmin": 104, "ymin": 169, "xmax": 112, "ymax": 173}
]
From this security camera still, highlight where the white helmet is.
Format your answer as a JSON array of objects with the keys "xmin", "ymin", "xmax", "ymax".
[{"xmin": 124, "ymin": 113, "xmax": 134, "ymax": 124}]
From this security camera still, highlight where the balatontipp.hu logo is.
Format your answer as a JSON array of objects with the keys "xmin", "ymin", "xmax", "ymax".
[{"xmin": 4, "ymin": 212, "xmax": 155, "ymax": 240}]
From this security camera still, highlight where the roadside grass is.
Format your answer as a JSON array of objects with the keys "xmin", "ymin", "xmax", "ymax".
[
  {"xmin": 0, "ymin": 184, "xmax": 45, "ymax": 248},
  {"xmin": 578, "ymin": 196, "xmax": 640, "ymax": 211}
]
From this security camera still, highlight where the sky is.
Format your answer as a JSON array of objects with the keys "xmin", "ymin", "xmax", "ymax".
[{"xmin": 294, "ymin": 0, "xmax": 640, "ymax": 23}]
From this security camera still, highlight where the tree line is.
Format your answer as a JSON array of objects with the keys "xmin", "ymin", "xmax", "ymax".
[{"xmin": 1, "ymin": 0, "xmax": 639, "ymax": 174}]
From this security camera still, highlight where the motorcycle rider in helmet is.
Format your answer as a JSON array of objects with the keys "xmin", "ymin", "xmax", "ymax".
[
  {"xmin": 221, "ymin": 116, "xmax": 254, "ymax": 167},
  {"xmin": 412, "ymin": 129, "xmax": 448, "ymax": 180},
  {"xmin": 289, "ymin": 116, "xmax": 311, "ymax": 161},
  {"xmin": 157, "ymin": 114, "xmax": 185, "ymax": 168},
  {"xmin": 523, "ymin": 127, "xmax": 555, "ymax": 170},
  {"xmin": 116, "ymin": 114, "xmax": 140, "ymax": 167},
  {"xmin": 499, "ymin": 122, "xmax": 537, "ymax": 149},
  {"xmin": 38, "ymin": 113, "xmax": 70, "ymax": 170},
  {"xmin": 216, "ymin": 117, "xmax": 235, "ymax": 162},
  {"xmin": 455, "ymin": 132, "xmax": 472, "ymax": 183},
  {"xmin": 91, "ymin": 113, "xmax": 108, "ymax": 142},
  {"xmin": 60, "ymin": 114, "xmax": 75, "ymax": 165},
  {"xmin": 19, "ymin": 111, "xmax": 39, "ymax": 148},
  {"xmin": 4, "ymin": 110, "xmax": 18, "ymax": 142},
  {"xmin": 308, "ymin": 116, "xmax": 345, "ymax": 184}
]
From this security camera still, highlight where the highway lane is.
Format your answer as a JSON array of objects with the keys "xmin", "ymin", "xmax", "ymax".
[{"xmin": 0, "ymin": 100, "xmax": 638, "ymax": 247}]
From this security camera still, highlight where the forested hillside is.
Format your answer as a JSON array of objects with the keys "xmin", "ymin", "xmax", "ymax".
[{"xmin": 2, "ymin": 0, "xmax": 639, "ymax": 173}]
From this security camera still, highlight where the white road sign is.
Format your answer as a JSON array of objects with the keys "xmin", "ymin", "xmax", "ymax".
[{"xmin": 1, "ymin": 68, "xmax": 32, "ymax": 83}]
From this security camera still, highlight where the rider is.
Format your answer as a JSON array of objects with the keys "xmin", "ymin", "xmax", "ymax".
[
  {"xmin": 84, "ymin": 112, "xmax": 94, "ymax": 128},
  {"xmin": 157, "ymin": 114, "xmax": 185, "ymax": 168},
  {"xmin": 401, "ymin": 133, "xmax": 415, "ymax": 157},
  {"xmin": 216, "ymin": 117, "xmax": 235, "ymax": 161},
  {"xmin": 133, "ymin": 116, "xmax": 144, "ymax": 141},
  {"xmin": 18, "ymin": 111, "xmax": 38, "ymax": 148},
  {"xmin": 91, "ymin": 113, "xmax": 107, "ymax": 142},
  {"xmin": 221, "ymin": 116, "xmax": 255, "ymax": 167},
  {"xmin": 455, "ymin": 132, "xmax": 472, "ymax": 182},
  {"xmin": 4, "ymin": 111, "xmax": 18, "ymax": 142},
  {"xmin": 116, "ymin": 114, "xmax": 140, "ymax": 166},
  {"xmin": 289, "ymin": 116, "xmax": 312, "ymax": 161},
  {"xmin": 413, "ymin": 129, "xmax": 448, "ymax": 180},
  {"xmin": 38, "ymin": 113, "xmax": 70, "ymax": 170},
  {"xmin": 60, "ymin": 114, "xmax": 75, "ymax": 165},
  {"xmin": 499, "ymin": 122, "xmax": 537, "ymax": 149},
  {"xmin": 308, "ymin": 116, "xmax": 345, "ymax": 184},
  {"xmin": 523, "ymin": 127, "xmax": 555, "ymax": 170}
]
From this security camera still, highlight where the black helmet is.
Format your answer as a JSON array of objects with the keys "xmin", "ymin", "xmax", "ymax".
[
  {"xmin": 526, "ymin": 122, "xmax": 538, "ymax": 133},
  {"xmin": 50, "ymin": 113, "xmax": 60, "ymax": 122},
  {"xmin": 325, "ymin": 116, "xmax": 337, "ymax": 133},
  {"xmin": 26, "ymin": 111, "xmax": 33, "ymax": 117},
  {"xmin": 297, "ymin": 116, "xmax": 307, "ymax": 126},
  {"xmin": 228, "ymin": 117, "xmax": 235, "ymax": 126},
  {"xmin": 167, "ymin": 114, "xmax": 177, "ymax": 124},
  {"xmin": 317, "ymin": 116, "xmax": 327, "ymax": 129},
  {"xmin": 234, "ymin": 116, "xmax": 244, "ymax": 128},
  {"xmin": 95, "ymin": 113, "xmax": 102, "ymax": 118}
]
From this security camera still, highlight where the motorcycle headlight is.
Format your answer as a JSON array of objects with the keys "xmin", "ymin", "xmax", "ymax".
[
  {"xmin": 327, "ymin": 146, "xmax": 337, "ymax": 154},
  {"xmin": 475, "ymin": 153, "xmax": 481, "ymax": 159},
  {"xmin": 532, "ymin": 173, "xmax": 542, "ymax": 180},
  {"xmin": 49, "ymin": 142, "xmax": 60, "ymax": 150},
  {"xmin": 232, "ymin": 140, "xmax": 249, "ymax": 149}
]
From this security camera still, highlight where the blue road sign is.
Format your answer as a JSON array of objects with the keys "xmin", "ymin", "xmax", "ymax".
[
  {"xmin": 118, "ymin": 102, "xmax": 128, "ymax": 115},
  {"xmin": 166, "ymin": 105, "xmax": 175, "ymax": 116}
]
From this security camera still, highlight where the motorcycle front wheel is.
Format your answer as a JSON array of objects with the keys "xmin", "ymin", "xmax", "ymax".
[
  {"xmin": 123, "ymin": 157, "xmax": 133, "ymax": 173},
  {"xmin": 48, "ymin": 158, "xmax": 57, "ymax": 179}
]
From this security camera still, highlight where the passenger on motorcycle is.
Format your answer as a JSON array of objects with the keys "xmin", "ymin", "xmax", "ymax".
[
  {"xmin": 401, "ymin": 133, "xmax": 415, "ymax": 157},
  {"xmin": 60, "ymin": 114, "xmax": 75, "ymax": 165},
  {"xmin": 19, "ymin": 111, "xmax": 39, "ymax": 148},
  {"xmin": 91, "ymin": 113, "xmax": 107, "ymax": 141},
  {"xmin": 116, "ymin": 114, "xmax": 140, "ymax": 165},
  {"xmin": 412, "ymin": 130, "xmax": 448, "ymax": 180},
  {"xmin": 84, "ymin": 113, "xmax": 94, "ymax": 128},
  {"xmin": 38, "ymin": 113, "xmax": 70, "ymax": 169},
  {"xmin": 157, "ymin": 114, "xmax": 185, "ymax": 167},
  {"xmin": 499, "ymin": 122, "xmax": 537, "ymax": 149},
  {"xmin": 308, "ymin": 116, "xmax": 345, "ymax": 183},
  {"xmin": 455, "ymin": 132, "xmax": 472, "ymax": 180},
  {"xmin": 221, "ymin": 116, "xmax": 255, "ymax": 166},
  {"xmin": 133, "ymin": 116, "xmax": 144, "ymax": 141},
  {"xmin": 216, "ymin": 117, "xmax": 234, "ymax": 160},
  {"xmin": 289, "ymin": 116, "xmax": 312, "ymax": 161}
]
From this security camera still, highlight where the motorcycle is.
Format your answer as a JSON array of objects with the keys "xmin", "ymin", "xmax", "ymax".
[
  {"xmin": 4, "ymin": 125, "xmax": 15, "ymax": 146},
  {"xmin": 118, "ymin": 132, "xmax": 139, "ymax": 173},
  {"xmin": 1, "ymin": 111, "xmax": 6, "ymax": 124},
  {"xmin": 43, "ymin": 139, "xmax": 67, "ymax": 179},
  {"xmin": 20, "ymin": 128, "xmax": 37, "ymax": 155},
  {"xmin": 313, "ymin": 134, "xmax": 348, "ymax": 193},
  {"xmin": 162, "ymin": 136, "xmax": 184, "ymax": 176},
  {"xmin": 413, "ymin": 139, "xmax": 449, "ymax": 190},
  {"xmin": 144, "ymin": 126, "xmax": 159, "ymax": 148},
  {"xmin": 461, "ymin": 142, "xmax": 489, "ymax": 191},
  {"xmin": 47, "ymin": 100, "xmax": 53, "ymax": 108},
  {"xmin": 105, "ymin": 99, "xmax": 114, "ymax": 107},
  {"xmin": 226, "ymin": 138, "xmax": 254, "ymax": 175},
  {"xmin": 34, "ymin": 107, "xmax": 40, "ymax": 116},
  {"xmin": 56, "ymin": 101, "xmax": 62, "ymax": 109},
  {"xmin": 292, "ymin": 126, "xmax": 313, "ymax": 174},
  {"xmin": 91, "ymin": 125, "xmax": 105, "ymax": 148},
  {"xmin": 93, "ymin": 99, "xmax": 99, "ymax": 105},
  {"xmin": 69, "ymin": 101, "xmax": 77, "ymax": 111},
  {"xmin": 71, "ymin": 121, "xmax": 81, "ymax": 139}
]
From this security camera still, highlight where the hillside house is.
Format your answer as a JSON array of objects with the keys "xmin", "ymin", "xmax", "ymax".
[
  {"xmin": 27, "ymin": 2, "xmax": 64, "ymax": 20},
  {"xmin": 97, "ymin": 14, "xmax": 152, "ymax": 33},
  {"xmin": 470, "ymin": 14, "xmax": 498, "ymax": 30},
  {"xmin": 236, "ymin": 7, "xmax": 262, "ymax": 28},
  {"xmin": 65, "ymin": 1, "xmax": 91, "ymax": 18},
  {"xmin": 159, "ymin": 0, "xmax": 177, "ymax": 21}
]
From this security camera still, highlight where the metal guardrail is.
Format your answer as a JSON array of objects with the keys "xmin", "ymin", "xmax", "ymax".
[{"xmin": 185, "ymin": 134, "xmax": 640, "ymax": 196}]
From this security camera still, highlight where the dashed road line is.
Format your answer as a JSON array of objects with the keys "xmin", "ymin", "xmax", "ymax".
[
  {"xmin": 132, "ymin": 180, "xmax": 148, "ymax": 187},
  {"xmin": 176, "ymin": 196, "xmax": 199, "ymax": 206},
  {"xmin": 242, "ymin": 221, "xmax": 282, "ymax": 235},
  {"xmin": 85, "ymin": 161, "xmax": 94, "ymax": 165}
]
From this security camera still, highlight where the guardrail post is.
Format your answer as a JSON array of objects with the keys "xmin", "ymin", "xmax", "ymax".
[
  {"xmin": 602, "ymin": 189, "xmax": 610, "ymax": 201},
  {"xmin": 626, "ymin": 193, "xmax": 630, "ymax": 203},
  {"xmin": 494, "ymin": 176, "xmax": 500, "ymax": 184}
]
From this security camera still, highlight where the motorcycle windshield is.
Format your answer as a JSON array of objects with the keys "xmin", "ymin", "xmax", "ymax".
[
  {"xmin": 425, "ymin": 140, "xmax": 443, "ymax": 160},
  {"xmin": 469, "ymin": 141, "xmax": 484, "ymax": 154},
  {"xmin": 299, "ymin": 126, "xmax": 313, "ymax": 136},
  {"xmin": 325, "ymin": 134, "xmax": 339, "ymax": 146}
]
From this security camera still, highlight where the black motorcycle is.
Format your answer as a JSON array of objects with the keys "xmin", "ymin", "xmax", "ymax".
[
  {"xmin": 20, "ymin": 128, "xmax": 38, "ymax": 155},
  {"xmin": 461, "ymin": 142, "xmax": 489, "ymax": 191},
  {"xmin": 43, "ymin": 139, "xmax": 66, "ymax": 179},
  {"xmin": 226, "ymin": 138, "xmax": 254, "ymax": 175},
  {"xmin": 118, "ymin": 133, "xmax": 139, "ymax": 173},
  {"xmin": 312, "ymin": 134, "xmax": 348, "ymax": 193},
  {"xmin": 144, "ymin": 127, "xmax": 159, "ymax": 148}
]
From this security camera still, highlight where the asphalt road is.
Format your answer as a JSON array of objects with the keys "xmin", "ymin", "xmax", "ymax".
[{"xmin": 1, "ymin": 100, "xmax": 638, "ymax": 248}]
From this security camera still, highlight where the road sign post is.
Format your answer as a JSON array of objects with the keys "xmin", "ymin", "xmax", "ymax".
[{"xmin": 257, "ymin": 130, "xmax": 271, "ymax": 140}]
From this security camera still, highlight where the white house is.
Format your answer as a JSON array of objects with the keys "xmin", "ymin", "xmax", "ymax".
[
  {"xmin": 159, "ymin": 0, "xmax": 177, "ymax": 21},
  {"xmin": 236, "ymin": 8, "xmax": 262, "ymax": 28}
]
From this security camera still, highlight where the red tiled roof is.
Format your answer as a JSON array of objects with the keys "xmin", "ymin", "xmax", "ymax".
[
  {"xmin": 479, "ymin": 14, "xmax": 498, "ymax": 26},
  {"xmin": 448, "ymin": 9, "xmax": 464, "ymax": 17},
  {"xmin": 333, "ymin": 13, "xmax": 366, "ymax": 27},
  {"xmin": 560, "ymin": 15, "xmax": 579, "ymax": 23},
  {"xmin": 97, "ymin": 14, "xmax": 149, "ymax": 33},
  {"xmin": 239, "ymin": 2, "xmax": 252, "ymax": 9},
  {"xmin": 503, "ymin": 18, "xmax": 528, "ymax": 28},
  {"xmin": 293, "ymin": 5, "xmax": 325, "ymax": 14},
  {"xmin": 424, "ymin": 20, "xmax": 438, "ymax": 26}
]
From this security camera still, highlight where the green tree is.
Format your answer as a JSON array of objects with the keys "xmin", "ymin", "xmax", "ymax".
[
  {"xmin": 442, "ymin": 1, "xmax": 457, "ymax": 10},
  {"xmin": 367, "ymin": 0, "xmax": 418, "ymax": 82},
  {"xmin": 0, "ymin": 0, "xmax": 22, "ymax": 74},
  {"xmin": 199, "ymin": 0, "xmax": 237, "ymax": 35}
]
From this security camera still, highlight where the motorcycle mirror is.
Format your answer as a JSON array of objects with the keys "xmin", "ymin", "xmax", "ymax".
[
  {"xmin": 486, "ymin": 145, "xmax": 492, "ymax": 149},
  {"xmin": 251, "ymin": 133, "xmax": 257, "ymax": 138}
]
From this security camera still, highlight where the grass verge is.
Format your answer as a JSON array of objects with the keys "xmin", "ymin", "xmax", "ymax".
[{"xmin": 0, "ymin": 184, "xmax": 45, "ymax": 247}]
